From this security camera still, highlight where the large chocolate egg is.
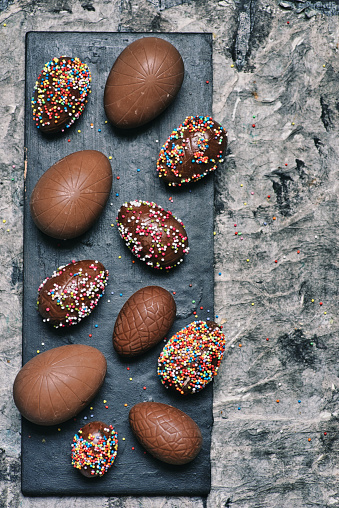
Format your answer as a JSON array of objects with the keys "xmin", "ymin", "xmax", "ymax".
[
  {"xmin": 104, "ymin": 37, "xmax": 184, "ymax": 129},
  {"xmin": 72, "ymin": 420, "xmax": 118, "ymax": 477},
  {"xmin": 30, "ymin": 150, "xmax": 112, "ymax": 240},
  {"xmin": 37, "ymin": 259, "xmax": 108, "ymax": 328},
  {"xmin": 157, "ymin": 116, "xmax": 227, "ymax": 186},
  {"xmin": 113, "ymin": 286, "xmax": 176, "ymax": 357},
  {"xmin": 13, "ymin": 344, "xmax": 107, "ymax": 426},
  {"xmin": 158, "ymin": 320, "xmax": 226, "ymax": 395},
  {"xmin": 31, "ymin": 56, "xmax": 91, "ymax": 134},
  {"xmin": 129, "ymin": 402, "xmax": 202, "ymax": 465},
  {"xmin": 117, "ymin": 200, "xmax": 189, "ymax": 270}
]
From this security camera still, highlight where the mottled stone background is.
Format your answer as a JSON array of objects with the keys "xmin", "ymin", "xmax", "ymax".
[{"xmin": 0, "ymin": 1, "xmax": 338, "ymax": 507}]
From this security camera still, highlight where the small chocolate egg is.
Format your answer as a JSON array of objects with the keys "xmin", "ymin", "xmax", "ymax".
[
  {"xmin": 72, "ymin": 420, "xmax": 118, "ymax": 477},
  {"xmin": 30, "ymin": 150, "xmax": 112, "ymax": 240},
  {"xmin": 104, "ymin": 37, "xmax": 184, "ymax": 129},
  {"xmin": 129, "ymin": 402, "xmax": 202, "ymax": 465},
  {"xmin": 37, "ymin": 259, "xmax": 108, "ymax": 328},
  {"xmin": 32, "ymin": 56, "xmax": 91, "ymax": 133},
  {"xmin": 157, "ymin": 320, "xmax": 226, "ymax": 395},
  {"xmin": 13, "ymin": 344, "xmax": 107, "ymax": 426},
  {"xmin": 116, "ymin": 200, "xmax": 189, "ymax": 270},
  {"xmin": 157, "ymin": 116, "xmax": 227, "ymax": 186},
  {"xmin": 113, "ymin": 286, "xmax": 176, "ymax": 357}
]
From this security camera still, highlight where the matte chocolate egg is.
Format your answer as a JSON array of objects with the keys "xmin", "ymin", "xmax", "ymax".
[
  {"xmin": 72, "ymin": 420, "xmax": 118, "ymax": 477},
  {"xmin": 117, "ymin": 200, "xmax": 189, "ymax": 270},
  {"xmin": 113, "ymin": 286, "xmax": 176, "ymax": 357},
  {"xmin": 32, "ymin": 56, "xmax": 91, "ymax": 133},
  {"xmin": 37, "ymin": 259, "xmax": 108, "ymax": 328},
  {"xmin": 13, "ymin": 344, "xmax": 107, "ymax": 426},
  {"xmin": 157, "ymin": 116, "xmax": 227, "ymax": 186},
  {"xmin": 129, "ymin": 402, "xmax": 202, "ymax": 465},
  {"xmin": 104, "ymin": 37, "xmax": 184, "ymax": 129},
  {"xmin": 30, "ymin": 150, "xmax": 112, "ymax": 240},
  {"xmin": 158, "ymin": 320, "xmax": 226, "ymax": 395}
]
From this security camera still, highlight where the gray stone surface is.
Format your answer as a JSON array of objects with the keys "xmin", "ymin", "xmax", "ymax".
[{"xmin": 0, "ymin": 0, "xmax": 338, "ymax": 507}]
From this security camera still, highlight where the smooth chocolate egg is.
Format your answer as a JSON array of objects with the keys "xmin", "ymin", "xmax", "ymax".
[
  {"xmin": 157, "ymin": 116, "xmax": 227, "ymax": 186},
  {"xmin": 72, "ymin": 420, "xmax": 118, "ymax": 477},
  {"xmin": 129, "ymin": 402, "xmax": 202, "ymax": 465},
  {"xmin": 13, "ymin": 344, "xmax": 107, "ymax": 426},
  {"xmin": 30, "ymin": 150, "xmax": 112, "ymax": 240},
  {"xmin": 158, "ymin": 320, "xmax": 226, "ymax": 395},
  {"xmin": 37, "ymin": 259, "xmax": 108, "ymax": 328},
  {"xmin": 117, "ymin": 200, "xmax": 189, "ymax": 270},
  {"xmin": 113, "ymin": 286, "xmax": 176, "ymax": 357},
  {"xmin": 104, "ymin": 37, "xmax": 184, "ymax": 129}
]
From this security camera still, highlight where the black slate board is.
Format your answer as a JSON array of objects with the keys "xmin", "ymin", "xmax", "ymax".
[{"xmin": 23, "ymin": 31, "xmax": 214, "ymax": 496}]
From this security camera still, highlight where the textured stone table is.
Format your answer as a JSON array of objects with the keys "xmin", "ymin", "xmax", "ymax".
[{"xmin": 0, "ymin": 1, "xmax": 338, "ymax": 507}]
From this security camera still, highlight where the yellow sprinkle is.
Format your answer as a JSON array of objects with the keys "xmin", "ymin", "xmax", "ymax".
[
  {"xmin": 103, "ymin": 400, "xmax": 107, "ymax": 403},
  {"xmin": 118, "ymin": 255, "xmax": 121, "ymax": 259},
  {"xmin": 111, "ymin": 224, "xmax": 114, "ymax": 227},
  {"xmin": 42, "ymin": 439, "xmax": 46, "ymax": 443},
  {"xmin": 213, "ymin": 231, "xmax": 216, "ymax": 236},
  {"xmin": 122, "ymin": 437, "xmax": 125, "ymax": 441},
  {"xmin": 324, "ymin": 312, "xmax": 327, "ymax": 315},
  {"xmin": 231, "ymin": 64, "xmax": 234, "ymax": 68},
  {"xmin": 6, "ymin": 229, "xmax": 9, "ymax": 232},
  {"xmin": 244, "ymin": 202, "xmax": 247, "ymax": 205},
  {"xmin": 105, "ymin": 120, "xmax": 108, "ymax": 124},
  {"xmin": 240, "ymin": 184, "xmax": 243, "ymax": 187},
  {"xmin": 78, "ymin": 129, "xmax": 81, "ymax": 133},
  {"xmin": 311, "ymin": 299, "xmax": 314, "ymax": 303},
  {"xmin": 3, "ymin": 23, "xmax": 6, "ymax": 27},
  {"xmin": 129, "ymin": 377, "xmax": 133, "ymax": 381},
  {"xmin": 2, "ymin": 219, "xmax": 6, "ymax": 223},
  {"xmin": 291, "ymin": 122, "xmax": 295, "ymax": 125},
  {"xmin": 90, "ymin": 407, "xmax": 93, "ymax": 410},
  {"xmin": 36, "ymin": 350, "xmax": 40, "ymax": 353},
  {"xmin": 109, "ymin": 156, "xmax": 112, "ymax": 160},
  {"xmin": 246, "ymin": 259, "xmax": 250, "ymax": 262},
  {"xmin": 58, "ymin": 428, "xmax": 61, "ymax": 431},
  {"xmin": 251, "ymin": 303, "xmax": 254, "ymax": 306},
  {"xmin": 323, "ymin": 64, "xmax": 326, "ymax": 68}
]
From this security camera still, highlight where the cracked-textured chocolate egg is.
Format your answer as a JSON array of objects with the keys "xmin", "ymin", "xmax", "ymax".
[
  {"xmin": 30, "ymin": 150, "xmax": 112, "ymax": 240},
  {"xmin": 117, "ymin": 200, "xmax": 189, "ymax": 270},
  {"xmin": 104, "ymin": 37, "xmax": 184, "ymax": 129},
  {"xmin": 13, "ymin": 344, "xmax": 107, "ymax": 426},
  {"xmin": 72, "ymin": 420, "xmax": 118, "ymax": 477},
  {"xmin": 37, "ymin": 259, "xmax": 108, "ymax": 328},
  {"xmin": 129, "ymin": 402, "xmax": 202, "ymax": 465},
  {"xmin": 158, "ymin": 320, "xmax": 226, "ymax": 395},
  {"xmin": 113, "ymin": 286, "xmax": 176, "ymax": 357},
  {"xmin": 157, "ymin": 115, "xmax": 227, "ymax": 186}
]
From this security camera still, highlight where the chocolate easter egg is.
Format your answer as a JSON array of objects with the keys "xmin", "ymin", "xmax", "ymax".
[
  {"xmin": 129, "ymin": 402, "xmax": 202, "ymax": 465},
  {"xmin": 157, "ymin": 116, "xmax": 227, "ymax": 186},
  {"xmin": 72, "ymin": 420, "xmax": 118, "ymax": 477},
  {"xmin": 13, "ymin": 344, "xmax": 107, "ymax": 426},
  {"xmin": 37, "ymin": 259, "xmax": 108, "ymax": 328},
  {"xmin": 113, "ymin": 286, "xmax": 176, "ymax": 357},
  {"xmin": 117, "ymin": 200, "xmax": 189, "ymax": 270},
  {"xmin": 30, "ymin": 150, "xmax": 112, "ymax": 240},
  {"xmin": 158, "ymin": 320, "xmax": 226, "ymax": 395},
  {"xmin": 31, "ymin": 56, "xmax": 91, "ymax": 133},
  {"xmin": 104, "ymin": 37, "xmax": 184, "ymax": 129}
]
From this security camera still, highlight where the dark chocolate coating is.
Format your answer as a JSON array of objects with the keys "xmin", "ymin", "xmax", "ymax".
[
  {"xmin": 72, "ymin": 421, "xmax": 118, "ymax": 478},
  {"xmin": 31, "ymin": 56, "xmax": 91, "ymax": 133},
  {"xmin": 13, "ymin": 344, "xmax": 107, "ymax": 426},
  {"xmin": 129, "ymin": 402, "xmax": 202, "ymax": 465},
  {"xmin": 113, "ymin": 286, "xmax": 176, "ymax": 357},
  {"xmin": 30, "ymin": 150, "xmax": 112, "ymax": 240},
  {"xmin": 117, "ymin": 200, "xmax": 189, "ymax": 270},
  {"xmin": 37, "ymin": 260, "xmax": 108, "ymax": 328},
  {"xmin": 104, "ymin": 37, "xmax": 184, "ymax": 129},
  {"xmin": 157, "ymin": 116, "xmax": 227, "ymax": 186}
]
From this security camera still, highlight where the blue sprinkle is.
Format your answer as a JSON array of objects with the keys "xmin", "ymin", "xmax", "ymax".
[
  {"xmin": 298, "ymin": 400, "xmax": 301, "ymax": 403},
  {"xmin": 264, "ymin": 222, "xmax": 267, "ymax": 226},
  {"xmin": 95, "ymin": 324, "xmax": 98, "ymax": 328},
  {"xmin": 238, "ymin": 407, "xmax": 241, "ymax": 410},
  {"xmin": 218, "ymin": 272, "xmax": 221, "ymax": 276},
  {"xmin": 116, "ymin": 193, "xmax": 119, "ymax": 197},
  {"xmin": 215, "ymin": 315, "xmax": 219, "ymax": 318},
  {"xmin": 120, "ymin": 293, "xmax": 123, "ymax": 297},
  {"xmin": 98, "ymin": 128, "xmax": 101, "ymax": 132},
  {"xmin": 137, "ymin": 168, "xmax": 141, "ymax": 172}
]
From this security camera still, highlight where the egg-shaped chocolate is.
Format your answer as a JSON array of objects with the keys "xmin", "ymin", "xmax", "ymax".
[
  {"xmin": 72, "ymin": 420, "xmax": 118, "ymax": 477},
  {"xmin": 37, "ymin": 259, "xmax": 108, "ymax": 328},
  {"xmin": 158, "ymin": 320, "xmax": 226, "ymax": 395},
  {"xmin": 13, "ymin": 344, "xmax": 107, "ymax": 426},
  {"xmin": 113, "ymin": 286, "xmax": 176, "ymax": 357},
  {"xmin": 117, "ymin": 200, "xmax": 189, "ymax": 270},
  {"xmin": 104, "ymin": 37, "xmax": 184, "ymax": 129},
  {"xmin": 30, "ymin": 150, "xmax": 112, "ymax": 240},
  {"xmin": 31, "ymin": 56, "xmax": 91, "ymax": 134},
  {"xmin": 157, "ymin": 116, "xmax": 227, "ymax": 186},
  {"xmin": 129, "ymin": 402, "xmax": 202, "ymax": 465}
]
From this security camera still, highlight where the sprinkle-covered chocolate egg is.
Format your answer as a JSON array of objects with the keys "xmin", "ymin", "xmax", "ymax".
[
  {"xmin": 113, "ymin": 286, "xmax": 176, "ymax": 357},
  {"xmin": 157, "ymin": 116, "xmax": 227, "ymax": 186},
  {"xmin": 158, "ymin": 320, "xmax": 226, "ymax": 395},
  {"xmin": 37, "ymin": 259, "xmax": 108, "ymax": 328},
  {"xmin": 117, "ymin": 200, "xmax": 189, "ymax": 270},
  {"xmin": 32, "ymin": 56, "xmax": 91, "ymax": 134},
  {"xmin": 104, "ymin": 37, "xmax": 184, "ymax": 129},
  {"xmin": 30, "ymin": 150, "xmax": 112, "ymax": 240},
  {"xmin": 72, "ymin": 420, "xmax": 118, "ymax": 477},
  {"xmin": 129, "ymin": 402, "xmax": 202, "ymax": 465},
  {"xmin": 13, "ymin": 344, "xmax": 107, "ymax": 426}
]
